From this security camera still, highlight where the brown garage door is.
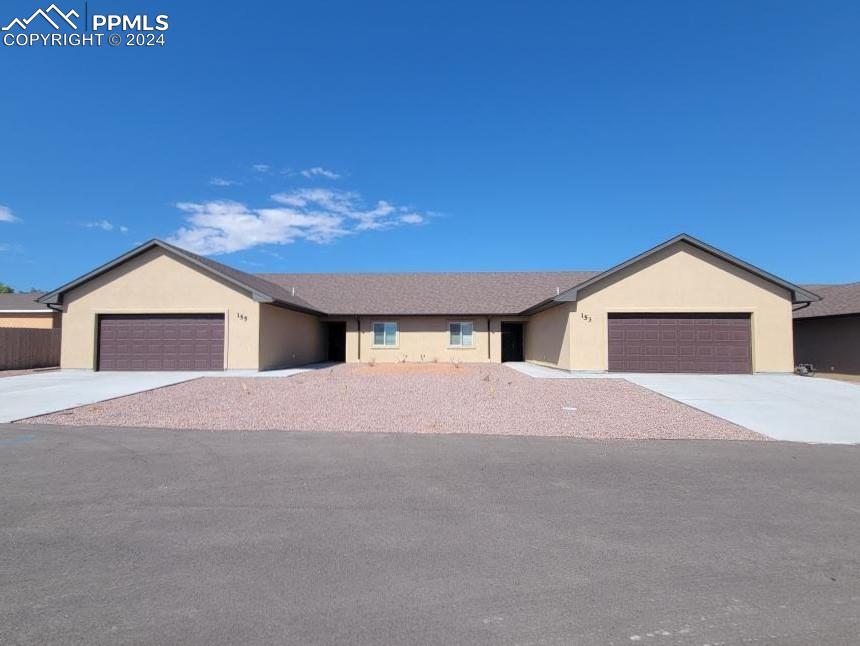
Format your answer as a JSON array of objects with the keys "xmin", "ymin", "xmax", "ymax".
[
  {"xmin": 608, "ymin": 314, "xmax": 751, "ymax": 373},
  {"xmin": 98, "ymin": 314, "xmax": 224, "ymax": 371}
]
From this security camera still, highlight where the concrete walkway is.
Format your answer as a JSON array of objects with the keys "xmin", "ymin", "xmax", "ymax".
[
  {"xmin": 506, "ymin": 362, "xmax": 860, "ymax": 444},
  {"xmin": 0, "ymin": 365, "xmax": 331, "ymax": 423}
]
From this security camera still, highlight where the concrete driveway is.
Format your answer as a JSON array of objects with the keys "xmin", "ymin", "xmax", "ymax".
[
  {"xmin": 508, "ymin": 363, "xmax": 860, "ymax": 444},
  {"xmin": 2, "ymin": 424, "xmax": 859, "ymax": 645},
  {"xmin": 0, "ymin": 366, "xmax": 323, "ymax": 423}
]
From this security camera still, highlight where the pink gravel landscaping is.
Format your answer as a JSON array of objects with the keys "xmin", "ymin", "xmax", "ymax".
[{"xmin": 20, "ymin": 364, "xmax": 764, "ymax": 440}]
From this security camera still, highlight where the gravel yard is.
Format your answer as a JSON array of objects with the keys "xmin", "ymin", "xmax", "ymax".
[{"xmin": 21, "ymin": 364, "xmax": 763, "ymax": 440}]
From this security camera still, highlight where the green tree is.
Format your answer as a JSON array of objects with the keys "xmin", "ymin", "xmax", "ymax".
[{"xmin": 0, "ymin": 282, "xmax": 14, "ymax": 294}]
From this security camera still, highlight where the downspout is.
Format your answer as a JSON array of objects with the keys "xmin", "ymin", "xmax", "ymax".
[
  {"xmin": 487, "ymin": 317, "xmax": 491, "ymax": 361},
  {"xmin": 792, "ymin": 302, "xmax": 811, "ymax": 312}
]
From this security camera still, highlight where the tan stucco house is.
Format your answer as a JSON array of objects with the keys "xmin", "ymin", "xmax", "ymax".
[
  {"xmin": 38, "ymin": 234, "xmax": 819, "ymax": 374},
  {"xmin": 0, "ymin": 292, "xmax": 62, "ymax": 329}
]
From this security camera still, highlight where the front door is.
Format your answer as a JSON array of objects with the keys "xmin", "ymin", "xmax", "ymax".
[
  {"xmin": 326, "ymin": 322, "xmax": 346, "ymax": 362},
  {"xmin": 501, "ymin": 322, "xmax": 524, "ymax": 362}
]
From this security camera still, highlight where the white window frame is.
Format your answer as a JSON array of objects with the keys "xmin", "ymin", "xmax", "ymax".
[
  {"xmin": 371, "ymin": 321, "xmax": 399, "ymax": 348},
  {"xmin": 448, "ymin": 320, "xmax": 475, "ymax": 348}
]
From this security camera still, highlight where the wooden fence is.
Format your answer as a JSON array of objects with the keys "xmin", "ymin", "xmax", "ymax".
[{"xmin": 0, "ymin": 328, "xmax": 61, "ymax": 370}]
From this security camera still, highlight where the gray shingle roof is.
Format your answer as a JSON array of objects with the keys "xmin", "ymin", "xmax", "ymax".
[
  {"xmin": 257, "ymin": 271, "xmax": 599, "ymax": 315},
  {"xmin": 38, "ymin": 235, "xmax": 819, "ymax": 318},
  {"xmin": 0, "ymin": 292, "xmax": 51, "ymax": 311},
  {"xmin": 794, "ymin": 282, "xmax": 860, "ymax": 318}
]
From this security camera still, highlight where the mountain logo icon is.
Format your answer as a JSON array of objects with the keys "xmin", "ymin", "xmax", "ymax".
[{"xmin": 2, "ymin": 4, "xmax": 79, "ymax": 31}]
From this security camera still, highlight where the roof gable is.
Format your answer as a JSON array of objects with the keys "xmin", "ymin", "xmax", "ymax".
[
  {"xmin": 38, "ymin": 240, "xmax": 323, "ymax": 314},
  {"xmin": 523, "ymin": 234, "xmax": 819, "ymax": 313}
]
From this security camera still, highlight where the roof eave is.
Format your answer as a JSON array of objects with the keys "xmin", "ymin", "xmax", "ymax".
[
  {"xmin": 518, "ymin": 298, "xmax": 562, "ymax": 316},
  {"xmin": 252, "ymin": 292, "xmax": 274, "ymax": 304},
  {"xmin": 264, "ymin": 299, "xmax": 326, "ymax": 316},
  {"xmin": 789, "ymin": 287, "xmax": 821, "ymax": 304}
]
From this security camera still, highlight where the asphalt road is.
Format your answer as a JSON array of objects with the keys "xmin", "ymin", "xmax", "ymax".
[{"xmin": 2, "ymin": 424, "xmax": 859, "ymax": 646}]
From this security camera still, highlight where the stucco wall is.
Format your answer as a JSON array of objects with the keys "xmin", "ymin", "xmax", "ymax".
[
  {"xmin": 0, "ymin": 312, "xmax": 60, "ymax": 329},
  {"xmin": 343, "ymin": 316, "xmax": 497, "ymax": 363},
  {"xmin": 567, "ymin": 242, "xmax": 794, "ymax": 372},
  {"xmin": 524, "ymin": 304, "xmax": 572, "ymax": 369},
  {"xmin": 259, "ymin": 304, "xmax": 325, "ymax": 370},
  {"xmin": 339, "ymin": 316, "xmax": 522, "ymax": 363},
  {"xmin": 343, "ymin": 318, "xmax": 360, "ymax": 362},
  {"xmin": 59, "ymin": 248, "xmax": 261, "ymax": 370},
  {"xmin": 794, "ymin": 315, "xmax": 860, "ymax": 375}
]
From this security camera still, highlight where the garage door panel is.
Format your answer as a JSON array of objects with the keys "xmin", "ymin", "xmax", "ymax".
[
  {"xmin": 608, "ymin": 314, "xmax": 751, "ymax": 373},
  {"xmin": 98, "ymin": 314, "xmax": 224, "ymax": 371}
]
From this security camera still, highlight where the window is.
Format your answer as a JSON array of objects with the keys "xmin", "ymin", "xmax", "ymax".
[
  {"xmin": 372, "ymin": 321, "xmax": 398, "ymax": 347},
  {"xmin": 448, "ymin": 321, "xmax": 474, "ymax": 347}
]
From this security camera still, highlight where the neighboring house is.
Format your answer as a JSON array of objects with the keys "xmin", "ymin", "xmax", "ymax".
[
  {"xmin": 37, "ymin": 234, "xmax": 819, "ymax": 374},
  {"xmin": 0, "ymin": 292, "xmax": 61, "ymax": 329},
  {"xmin": 793, "ymin": 282, "xmax": 860, "ymax": 375}
]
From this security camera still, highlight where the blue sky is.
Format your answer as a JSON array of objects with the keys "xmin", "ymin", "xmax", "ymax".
[{"xmin": 1, "ymin": 0, "xmax": 858, "ymax": 291}]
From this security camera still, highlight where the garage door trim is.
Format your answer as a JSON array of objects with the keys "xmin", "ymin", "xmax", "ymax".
[
  {"xmin": 607, "ymin": 312, "xmax": 752, "ymax": 374},
  {"xmin": 97, "ymin": 312, "xmax": 226, "ymax": 371}
]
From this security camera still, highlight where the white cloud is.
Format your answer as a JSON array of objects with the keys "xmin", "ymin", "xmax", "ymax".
[
  {"xmin": 252, "ymin": 163, "xmax": 271, "ymax": 173},
  {"xmin": 85, "ymin": 219, "xmax": 114, "ymax": 231},
  {"xmin": 270, "ymin": 189, "xmax": 415, "ymax": 232},
  {"xmin": 167, "ymin": 189, "xmax": 430, "ymax": 255},
  {"xmin": 300, "ymin": 167, "xmax": 341, "ymax": 180},
  {"xmin": 83, "ymin": 219, "xmax": 128, "ymax": 233},
  {"xmin": 0, "ymin": 205, "xmax": 18, "ymax": 223},
  {"xmin": 209, "ymin": 177, "xmax": 239, "ymax": 187}
]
